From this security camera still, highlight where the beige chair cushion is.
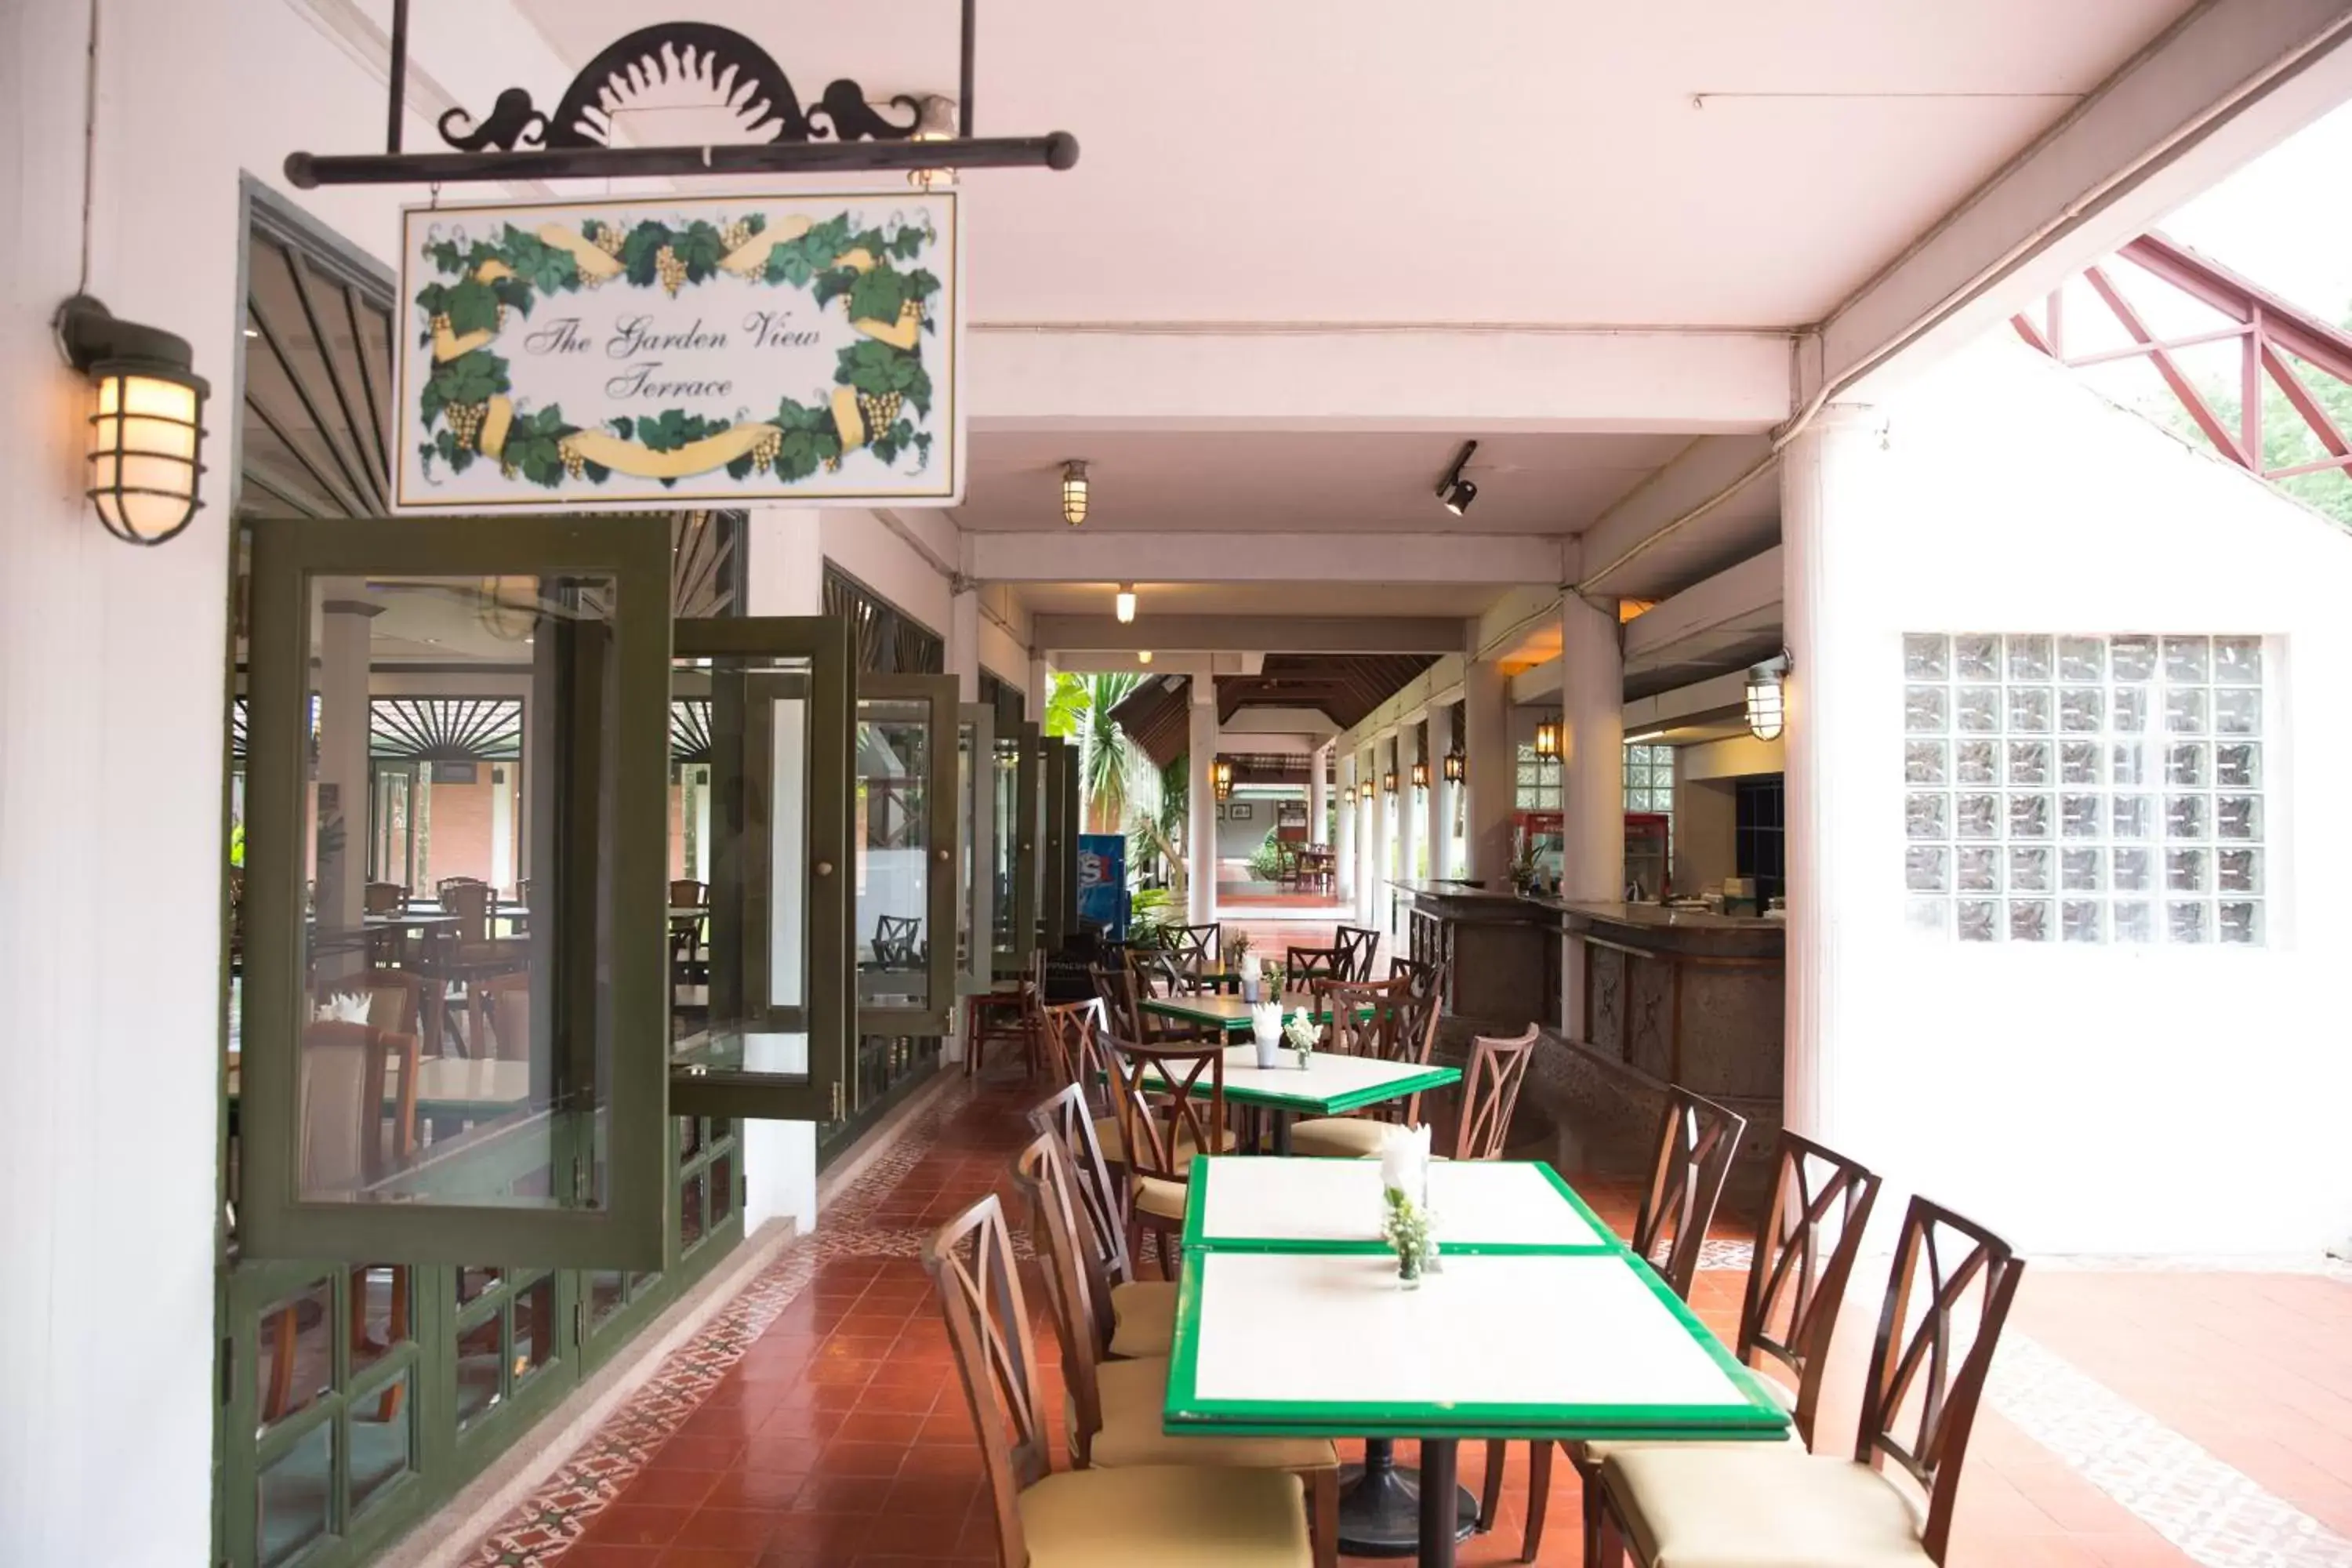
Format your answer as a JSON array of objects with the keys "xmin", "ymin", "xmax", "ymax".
[
  {"xmin": 1579, "ymin": 1376, "xmax": 1798, "ymax": 1466},
  {"xmin": 1134, "ymin": 1174, "xmax": 1189, "ymax": 1220},
  {"xmin": 1600, "ymin": 1449, "xmax": 1931, "ymax": 1568},
  {"xmin": 1108, "ymin": 1280, "xmax": 1178, "ymax": 1358},
  {"xmin": 1098, "ymin": 1117, "xmax": 1236, "ymax": 1167},
  {"xmin": 1018, "ymin": 1463, "xmax": 1311, "ymax": 1568},
  {"xmin": 1286, "ymin": 1116, "xmax": 1390, "ymax": 1158},
  {"xmin": 1087, "ymin": 1356, "xmax": 1338, "ymax": 1472}
]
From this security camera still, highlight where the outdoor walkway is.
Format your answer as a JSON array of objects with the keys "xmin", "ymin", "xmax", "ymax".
[{"xmin": 460, "ymin": 1069, "xmax": 2352, "ymax": 1568}]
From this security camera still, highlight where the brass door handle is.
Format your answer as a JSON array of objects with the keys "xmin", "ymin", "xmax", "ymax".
[{"xmin": 815, "ymin": 860, "xmax": 834, "ymax": 877}]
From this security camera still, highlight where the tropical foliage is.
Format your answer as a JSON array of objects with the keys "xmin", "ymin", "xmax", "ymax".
[{"xmin": 1043, "ymin": 672, "xmax": 1186, "ymax": 902}]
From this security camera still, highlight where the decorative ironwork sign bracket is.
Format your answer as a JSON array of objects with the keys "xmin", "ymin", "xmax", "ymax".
[{"xmin": 285, "ymin": 2, "xmax": 1076, "ymax": 189}]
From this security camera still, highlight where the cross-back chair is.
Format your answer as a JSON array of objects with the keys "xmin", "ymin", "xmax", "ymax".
[
  {"xmin": 1283, "ymin": 945, "xmax": 1341, "ymax": 985},
  {"xmin": 1331, "ymin": 924, "xmax": 1380, "ymax": 981},
  {"xmin": 1165, "ymin": 922, "xmax": 1221, "ymax": 967},
  {"xmin": 1495, "ymin": 1129, "xmax": 1882, "ymax": 1560},
  {"xmin": 1104, "ymin": 1033, "xmax": 1230, "ymax": 1276},
  {"xmin": 1023, "ymin": 1082, "xmax": 1170, "ymax": 1356},
  {"xmin": 1632, "ymin": 1087, "xmax": 1748, "ymax": 1300},
  {"xmin": 923, "ymin": 1192, "xmax": 1316, "ymax": 1568},
  {"xmin": 1450, "ymin": 1024, "xmax": 1539, "ymax": 1162},
  {"xmin": 1590, "ymin": 1194, "xmax": 2020, "ymax": 1568},
  {"xmin": 1282, "ymin": 976, "xmax": 1435, "ymax": 1160},
  {"xmin": 1012, "ymin": 1134, "xmax": 1340, "ymax": 1566}
]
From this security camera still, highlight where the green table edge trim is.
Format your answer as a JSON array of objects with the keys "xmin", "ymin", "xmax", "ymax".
[
  {"xmin": 1162, "ymin": 1247, "xmax": 1791, "ymax": 1438},
  {"xmin": 1180, "ymin": 1156, "xmax": 1624, "ymax": 1255}
]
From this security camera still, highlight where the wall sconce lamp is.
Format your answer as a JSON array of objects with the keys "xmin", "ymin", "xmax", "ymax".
[
  {"xmin": 56, "ymin": 295, "xmax": 209, "ymax": 546},
  {"xmin": 1358, "ymin": 779, "xmax": 1374, "ymax": 804},
  {"xmin": 1533, "ymin": 713, "xmax": 1561, "ymax": 761},
  {"xmin": 1382, "ymin": 769, "xmax": 1398, "ymax": 795},
  {"xmin": 1211, "ymin": 757, "xmax": 1233, "ymax": 801},
  {"xmin": 1443, "ymin": 747, "xmax": 1465, "ymax": 783},
  {"xmin": 1746, "ymin": 653, "xmax": 1791, "ymax": 742},
  {"xmin": 1060, "ymin": 459, "xmax": 1090, "ymax": 526},
  {"xmin": 1410, "ymin": 760, "xmax": 1428, "ymax": 792},
  {"xmin": 1114, "ymin": 583, "xmax": 1137, "ymax": 623}
]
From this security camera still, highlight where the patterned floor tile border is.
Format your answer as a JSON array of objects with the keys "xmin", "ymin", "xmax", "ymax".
[
  {"xmin": 1989, "ymin": 1332, "xmax": 2352, "ymax": 1568},
  {"xmin": 461, "ymin": 1073, "xmax": 982, "ymax": 1568}
]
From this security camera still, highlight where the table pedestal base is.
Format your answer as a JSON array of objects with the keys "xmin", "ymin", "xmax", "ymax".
[{"xmin": 1335, "ymin": 1438, "xmax": 1476, "ymax": 1559}]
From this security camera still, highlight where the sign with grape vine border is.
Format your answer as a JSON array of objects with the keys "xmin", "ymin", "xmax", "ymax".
[{"xmin": 393, "ymin": 191, "xmax": 960, "ymax": 511}]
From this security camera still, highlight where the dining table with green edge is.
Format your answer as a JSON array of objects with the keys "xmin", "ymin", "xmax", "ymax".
[
  {"xmin": 1163, "ymin": 1154, "xmax": 1791, "ymax": 1565},
  {"xmin": 1130, "ymin": 1033, "xmax": 1459, "ymax": 1156}
]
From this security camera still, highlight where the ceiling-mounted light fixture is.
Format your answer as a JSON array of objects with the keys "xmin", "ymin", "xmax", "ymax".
[
  {"xmin": 1212, "ymin": 757, "xmax": 1233, "ymax": 801},
  {"xmin": 1747, "ymin": 653, "xmax": 1791, "ymax": 742},
  {"xmin": 1114, "ymin": 583, "xmax": 1136, "ymax": 623},
  {"xmin": 1136, "ymin": 649, "xmax": 1153, "ymax": 666},
  {"xmin": 55, "ymin": 295, "xmax": 209, "ymax": 546},
  {"xmin": 1534, "ymin": 713, "xmax": 1561, "ymax": 761},
  {"xmin": 1443, "ymin": 747, "xmax": 1465, "ymax": 783},
  {"xmin": 1436, "ymin": 439, "xmax": 1479, "ymax": 517},
  {"xmin": 1060, "ymin": 459, "xmax": 1090, "ymax": 526},
  {"xmin": 1410, "ymin": 760, "xmax": 1428, "ymax": 793}
]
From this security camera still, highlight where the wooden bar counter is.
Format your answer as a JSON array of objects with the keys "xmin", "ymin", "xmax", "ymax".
[{"xmin": 1395, "ymin": 880, "xmax": 1564, "ymax": 1026}]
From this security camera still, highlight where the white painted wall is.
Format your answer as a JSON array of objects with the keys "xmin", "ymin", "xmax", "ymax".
[
  {"xmin": 1814, "ymin": 339, "xmax": 2352, "ymax": 1254},
  {"xmin": 0, "ymin": 0, "xmax": 568, "ymax": 1557}
]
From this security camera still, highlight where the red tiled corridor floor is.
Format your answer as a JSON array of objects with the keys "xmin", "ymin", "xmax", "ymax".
[{"xmin": 474, "ymin": 1059, "xmax": 2352, "ymax": 1568}]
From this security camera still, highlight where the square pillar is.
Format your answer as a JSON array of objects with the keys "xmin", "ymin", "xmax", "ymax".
[
  {"xmin": 1334, "ymin": 751, "xmax": 1356, "ymax": 900},
  {"xmin": 1461, "ymin": 657, "xmax": 1513, "ymax": 882},
  {"xmin": 1559, "ymin": 593, "xmax": 1625, "ymax": 902},
  {"xmin": 1187, "ymin": 681, "xmax": 1218, "ymax": 926},
  {"xmin": 1425, "ymin": 702, "xmax": 1455, "ymax": 880}
]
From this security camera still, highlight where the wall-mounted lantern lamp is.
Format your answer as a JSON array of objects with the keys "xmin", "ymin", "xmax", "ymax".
[
  {"xmin": 1746, "ymin": 653, "xmax": 1791, "ymax": 742},
  {"xmin": 1443, "ymin": 747, "xmax": 1465, "ymax": 783},
  {"xmin": 1410, "ymin": 760, "xmax": 1428, "ymax": 793},
  {"xmin": 1382, "ymin": 769, "xmax": 1398, "ymax": 795},
  {"xmin": 1136, "ymin": 649, "xmax": 1153, "ymax": 666},
  {"xmin": 1060, "ymin": 459, "xmax": 1090, "ymax": 525},
  {"xmin": 56, "ymin": 295, "xmax": 209, "ymax": 546},
  {"xmin": 1533, "ymin": 713, "xmax": 1561, "ymax": 761},
  {"xmin": 1211, "ymin": 757, "xmax": 1233, "ymax": 801},
  {"xmin": 1358, "ymin": 779, "xmax": 1374, "ymax": 804}
]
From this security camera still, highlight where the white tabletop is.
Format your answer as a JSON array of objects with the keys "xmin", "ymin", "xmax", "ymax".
[
  {"xmin": 1171, "ymin": 1250, "xmax": 1782, "ymax": 1438},
  {"xmin": 1149, "ymin": 1045, "xmax": 1457, "ymax": 1116},
  {"xmin": 1186, "ymin": 1157, "xmax": 1613, "ymax": 1252}
]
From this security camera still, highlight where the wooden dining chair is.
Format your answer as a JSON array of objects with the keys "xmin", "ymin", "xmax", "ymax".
[
  {"xmin": 484, "ymin": 969, "xmax": 534, "ymax": 1060},
  {"xmin": 1105, "ymin": 1033, "xmax": 1230, "ymax": 1276},
  {"xmin": 1591, "ymin": 1194, "xmax": 2020, "ymax": 1568},
  {"xmin": 1495, "ymin": 1129, "xmax": 1880, "ymax": 1561},
  {"xmin": 362, "ymin": 882, "xmax": 407, "ymax": 915},
  {"xmin": 1283, "ymin": 946, "xmax": 1341, "ymax": 985},
  {"xmin": 669, "ymin": 877, "xmax": 710, "ymax": 906},
  {"xmin": 922, "ymin": 1193, "xmax": 1316, "ymax": 1568},
  {"xmin": 1450, "ymin": 1024, "xmax": 1539, "ymax": 1162},
  {"xmin": 965, "ymin": 955, "xmax": 1040, "ymax": 1079},
  {"xmin": 1632, "ymin": 1087, "xmax": 1749, "ymax": 1299},
  {"xmin": 1013, "ymin": 1134, "xmax": 1341, "ymax": 1568},
  {"xmin": 298, "ymin": 1020, "xmax": 416, "ymax": 1193},
  {"xmin": 1167, "ymin": 921, "xmax": 1221, "ymax": 967},
  {"xmin": 1285, "ymin": 978, "xmax": 1429, "ymax": 1160},
  {"xmin": 1332, "ymin": 924, "xmax": 1380, "ymax": 981},
  {"xmin": 1025, "ymin": 1081, "xmax": 1169, "ymax": 1359}
]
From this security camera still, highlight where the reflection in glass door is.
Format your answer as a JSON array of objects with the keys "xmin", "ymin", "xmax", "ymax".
[{"xmin": 855, "ymin": 677, "xmax": 957, "ymax": 1036}]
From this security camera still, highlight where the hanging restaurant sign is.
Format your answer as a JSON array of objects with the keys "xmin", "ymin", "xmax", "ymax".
[{"xmin": 393, "ymin": 191, "xmax": 960, "ymax": 511}]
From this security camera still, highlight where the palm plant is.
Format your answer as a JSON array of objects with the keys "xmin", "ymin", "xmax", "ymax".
[{"xmin": 1044, "ymin": 672, "xmax": 1188, "ymax": 904}]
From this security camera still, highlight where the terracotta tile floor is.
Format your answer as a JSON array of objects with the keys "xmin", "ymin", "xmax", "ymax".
[{"xmin": 469, "ymin": 1023, "xmax": 2352, "ymax": 1568}]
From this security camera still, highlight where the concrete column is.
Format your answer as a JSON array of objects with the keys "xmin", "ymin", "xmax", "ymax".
[
  {"xmin": 1334, "ymin": 752, "xmax": 1356, "ymax": 900},
  {"xmin": 1356, "ymin": 747, "xmax": 1377, "ymax": 924},
  {"xmin": 947, "ymin": 582, "xmax": 980, "ymax": 704},
  {"xmin": 1396, "ymin": 721, "xmax": 1422, "ymax": 895},
  {"xmin": 1027, "ymin": 653, "xmax": 1053, "ymax": 724},
  {"xmin": 1424, "ymin": 703, "xmax": 1454, "ymax": 880},
  {"xmin": 1187, "ymin": 681, "xmax": 1218, "ymax": 926},
  {"xmin": 1559, "ymin": 593, "xmax": 1626, "ymax": 902},
  {"xmin": 1370, "ymin": 735, "xmax": 1394, "ymax": 933},
  {"xmin": 1781, "ymin": 405, "xmax": 1880, "ymax": 1143},
  {"xmin": 1308, "ymin": 743, "xmax": 1330, "ymax": 849},
  {"xmin": 1461, "ymin": 657, "xmax": 1513, "ymax": 882}
]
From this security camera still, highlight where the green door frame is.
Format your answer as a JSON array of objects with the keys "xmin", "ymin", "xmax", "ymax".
[
  {"xmin": 1005, "ymin": 721, "xmax": 1040, "ymax": 972},
  {"xmin": 855, "ymin": 674, "xmax": 960, "ymax": 1037},
  {"xmin": 670, "ymin": 617, "xmax": 851, "ymax": 1122},
  {"xmin": 240, "ymin": 514, "xmax": 670, "ymax": 1270},
  {"xmin": 956, "ymin": 703, "xmax": 996, "ymax": 997},
  {"xmin": 1040, "ymin": 735, "xmax": 1069, "ymax": 950}
]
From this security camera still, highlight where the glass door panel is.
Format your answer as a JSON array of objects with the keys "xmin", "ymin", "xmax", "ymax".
[
  {"xmin": 956, "ymin": 704, "xmax": 996, "ymax": 996},
  {"xmin": 1040, "ymin": 735, "xmax": 1069, "ymax": 950},
  {"xmin": 855, "ymin": 676, "xmax": 958, "ymax": 1036},
  {"xmin": 668, "ymin": 618, "xmax": 851, "ymax": 1121},
  {"xmin": 239, "ymin": 515, "xmax": 670, "ymax": 1269},
  {"xmin": 992, "ymin": 723, "xmax": 1033, "ymax": 976}
]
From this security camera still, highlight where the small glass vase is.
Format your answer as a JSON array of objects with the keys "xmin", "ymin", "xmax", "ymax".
[{"xmin": 1394, "ymin": 1244, "xmax": 1428, "ymax": 1289}]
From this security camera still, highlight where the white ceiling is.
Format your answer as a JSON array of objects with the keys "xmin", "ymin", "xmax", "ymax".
[
  {"xmin": 517, "ymin": 0, "xmax": 2185, "ymax": 326},
  {"xmin": 952, "ymin": 430, "xmax": 1690, "ymax": 534}
]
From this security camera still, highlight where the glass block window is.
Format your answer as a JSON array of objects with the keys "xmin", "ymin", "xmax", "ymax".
[
  {"xmin": 1902, "ymin": 633, "xmax": 2266, "ymax": 946},
  {"xmin": 1624, "ymin": 742, "xmax": 1675, "ymax": 815},
  {"xmin": 1515, "ymin": 743, "xmax": 1559, "ymax": 811}
]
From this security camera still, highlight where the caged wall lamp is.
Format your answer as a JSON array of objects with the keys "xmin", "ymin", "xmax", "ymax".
[{"xmin": 56, "ymin": 295, "xmax": 209, "ymax": 546}]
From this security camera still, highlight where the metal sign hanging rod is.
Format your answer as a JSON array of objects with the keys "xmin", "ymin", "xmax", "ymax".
[
  {"xmin": 288, "ymin": 134, "xmax": 1075, "ymax": 188},
  {"xmin": 293, "ymin": 0, "xmax": 1076, "ymax": 189}
]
